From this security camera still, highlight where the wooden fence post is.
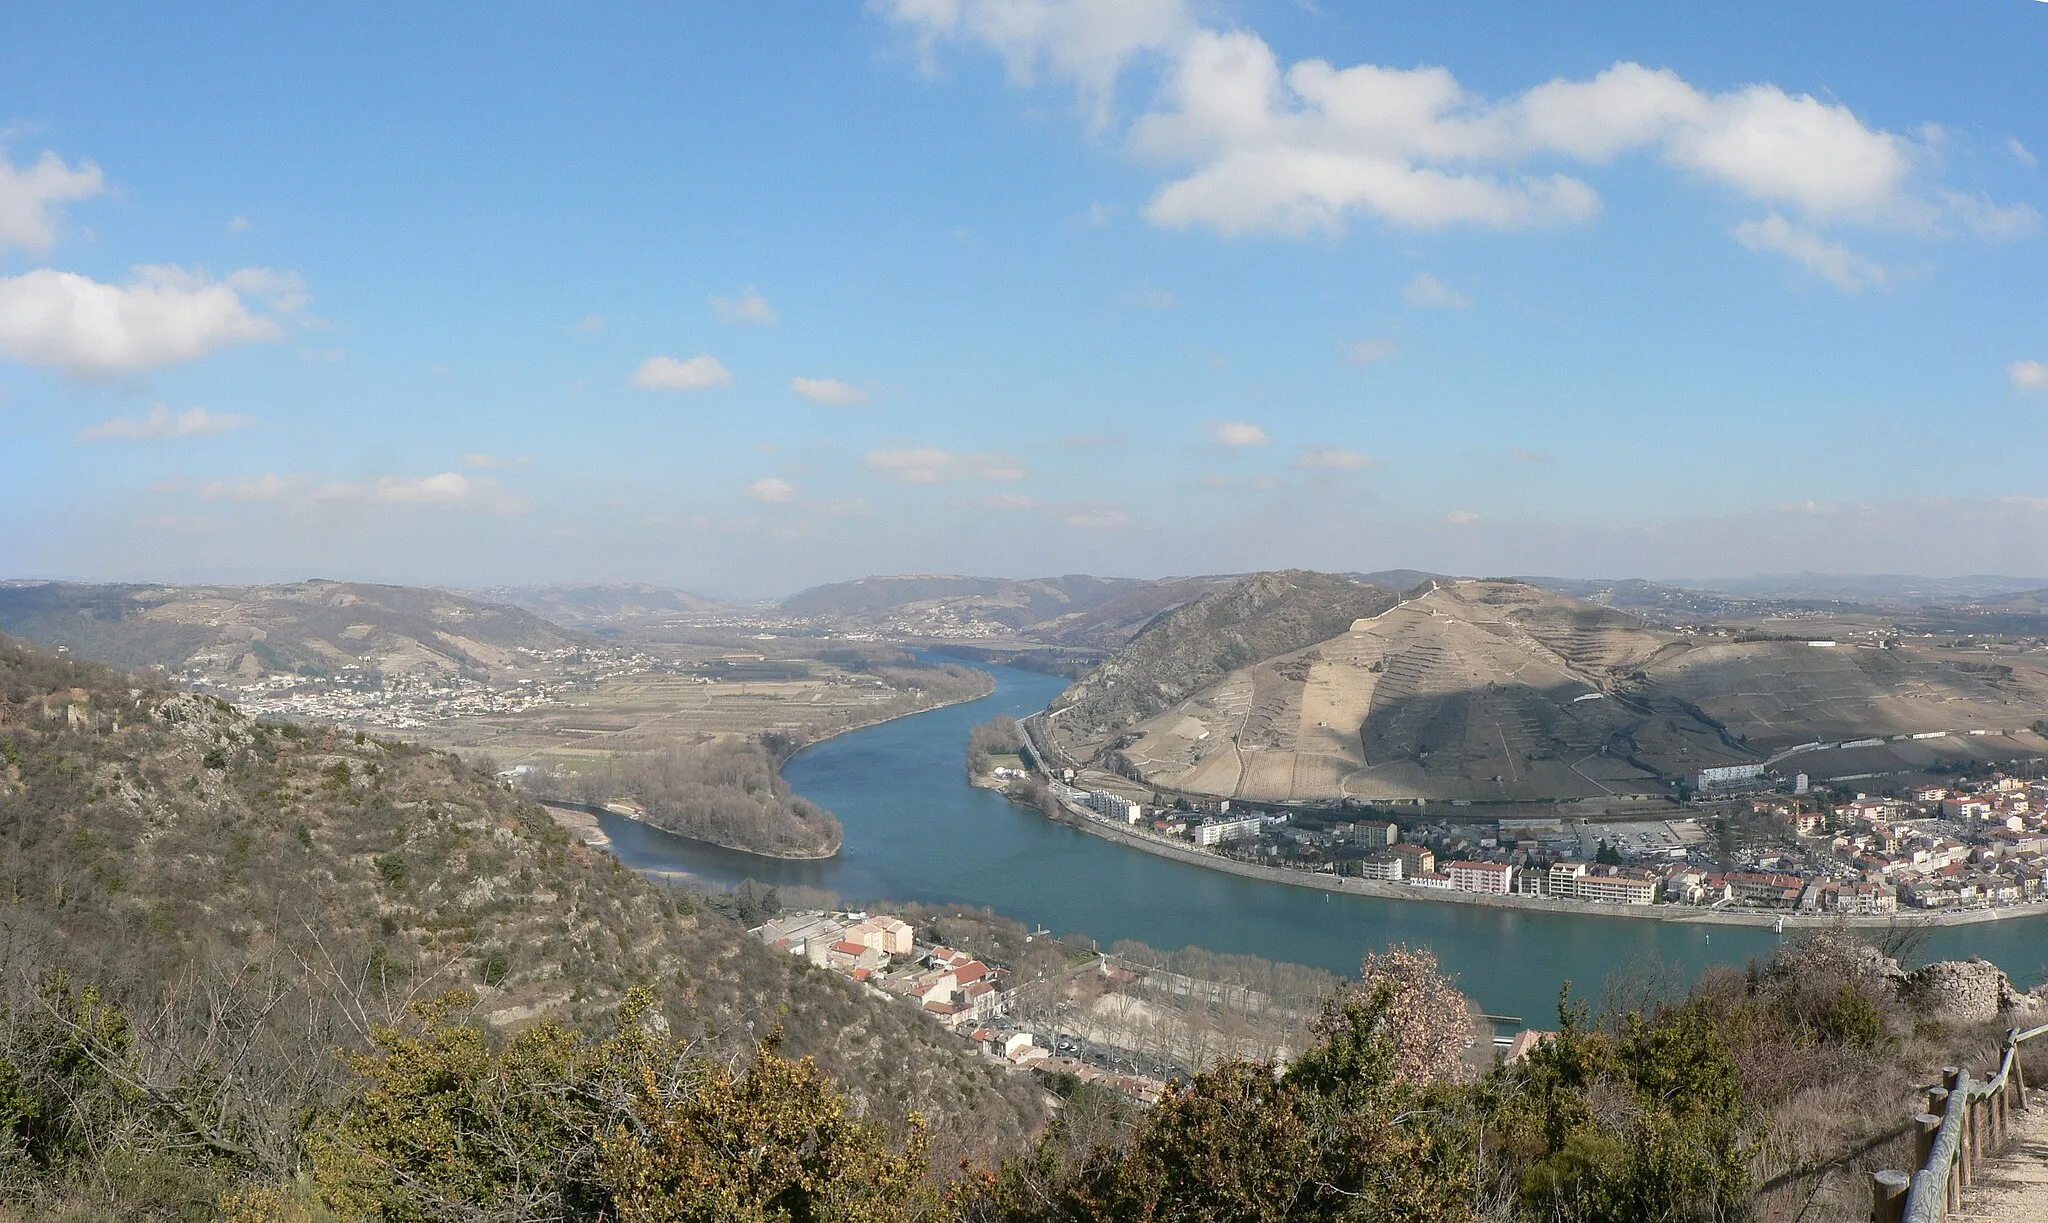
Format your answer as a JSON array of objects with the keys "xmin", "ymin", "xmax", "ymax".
[
  {"xmin": 1914, "ymin": 1112, "xmax": 1941, "ymax": 1172},
  {"xmin": 1871, "ymin": 1169, "xmax": 1910, "ymax": 1223}
]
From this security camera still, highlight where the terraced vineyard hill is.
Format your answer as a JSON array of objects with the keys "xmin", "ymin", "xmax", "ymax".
[{"xmin": 1056, "ymin": 578, "xmax": 2048, "ymax": 803}]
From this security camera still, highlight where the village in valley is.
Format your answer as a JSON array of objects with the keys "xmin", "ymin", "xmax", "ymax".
[{"xmin": 1037, "ymin": 765, "xmax": 2048, "ymax": 921}]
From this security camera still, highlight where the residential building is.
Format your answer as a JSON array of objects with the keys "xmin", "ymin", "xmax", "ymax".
[
  {"xmin": 1355, "ymin": 854, "xmax": 1405, "ymax": 882},
  {"xmin": 1349, "ymin": 819, "xmax": 1400, "ymax": 847},
  {"xmin": 1087, "ymin": 790, "xmax": 1144, "ymax": 824},
  {"xmin": 1194, "ymin": 814, "xmax": 1263, "ymax": 846},
  {"xmin": 1391, "ymin": 844, "xmax": 1436, "ymax": 877},
  {"xmin": 1447, "ymin": 860, "xmax": 1516, "ymax": 895}
]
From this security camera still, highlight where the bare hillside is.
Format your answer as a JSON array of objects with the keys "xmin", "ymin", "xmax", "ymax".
[
  {"xmin": 1072, "ymin": 579, "xmax": 2048, "ymax": 803},
  {"xmin": 1042, "ymin": 571, "xmax": 1403, "ymax": 762}
]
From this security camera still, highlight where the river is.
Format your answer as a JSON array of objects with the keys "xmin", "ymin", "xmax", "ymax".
[{"xmin": 594, "ymin": 663, "xmax": 2048, "ymax": 1023}]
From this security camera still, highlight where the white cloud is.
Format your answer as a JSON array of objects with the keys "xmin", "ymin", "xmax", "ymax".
[
  {"xmin": 892, "ymin": 6, "xmax": 2009, "ymax": 255},
  {"xmin": 1731, "ymin": 214, "xmax": 1886, "ymax": 291},
  {"xmin": 972, "ymin": 491, "xmax": 1131, "ymax": 528},
  {"xmin": 462, "ymin": 452, "xmax": 530, "ymax": 469},
  {"xmin": 1207, "ymin": 420, "xmax": 1269, "ymax": 446},
  {"xmin": 573, "ymin": 313, "xmax": 605, "ymax": 333},
  {"xmin": 791, "ymin": 376, "xmax": 870, "ymax": 406},
  {"xmin": 1340, "ymin": 337, "xmax": 1398, "ymax": 366},
  {"xmin": 1938, "ymin": 190, "xmax": 2041, "ymax": 240},
  {"xmin": 1446, "ymin": 508, "xmax": 1480, "ymax": 525},
  {"xmin": 712, "ymin": 286, "xmax": 776, "ymax": 324},
  {"xmin": 197, "ymin": 470, "xmax": 525, "ymax": 512},
  {"xmin": 1293, "ymin": 444, "xmax": 1376, "ymax": 469},
  {"xmin": 225, "ymin": 215, "xmax": 250, "ymax": 235},
  {"xmin": 748, "ymin": 476, "xmax": 797, "ymax": 503},
  {"xmin": 75, "ymin": 403, "xmax": 253, "ymax": 442},
  {"xmin": 880, "ymin": 0, "xmax": 1193, "ymax": 129},
  {"xmin": 865, "ymin": 446, "xmax": 1029, "ymax": 484},
  {"xmin": 359, "ymin": 473, "xmax": 489, "ymax": 504},
  {"xmin": 2010, "ymin": 137, "xmax": 2038, "ymax": 169},
  {"xmin": 199, "ymin": 473, "xmax": 288, "ymax": 502},
  {"xmin": 0, "ymin": 149, "xmax": 103, "ymax": 252},
  {"xmin": 632, "ymin": 354, "xmax": 731, "ymax": 391},
  {"xmin": 1120, "ymin": 282, "xmax": 1178, "ymax": 309},
  {"xmin": 2012, "ymin": 360, "xmax": 2048, "ymax": 392},
  {"xmin": 0, "ymin": 265, "xmax": 300, "ymax": 374},
  {"xmin": 1403, "ymin": 273, "xmax": 1470, "ymax": 308},
  {"xmin": 1059, "ymin": 505, "xmax": 1132, "ymax": 528}
]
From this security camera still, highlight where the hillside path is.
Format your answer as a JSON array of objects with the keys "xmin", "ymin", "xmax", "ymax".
[{"xmin": 1961, "ymin": 1091, "xmax": 2048, "ymax": 1222}]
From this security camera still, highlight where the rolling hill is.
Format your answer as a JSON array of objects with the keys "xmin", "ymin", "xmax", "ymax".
[
  {"xmin": 778, "ymin": 572, "xmax": 1241, "ymax": 646},
  {"xmin": 0, "ymin": 579, "xmax": 575, "ymax": 683},
  {"xmin": 461, "ymin": 581, "xmax": 727, "ymax": 627},
  {"xmin": 1048, "ymin": 577, "xmax": 2048, "ymax": 804},
  {"xmin": 0, "ymin": 632, "xmax": 1045, "ymax": 1208}
]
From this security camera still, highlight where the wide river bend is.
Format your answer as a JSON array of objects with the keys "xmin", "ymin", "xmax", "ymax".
[{"xmin": 594, "ymin": 664, "xmax": 2048, "ymax": 1022}]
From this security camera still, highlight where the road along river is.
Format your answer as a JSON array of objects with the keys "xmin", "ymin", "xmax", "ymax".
[{"xmin": 592, "ymin": 663, "xmax": 2048, "ymax": 1024}]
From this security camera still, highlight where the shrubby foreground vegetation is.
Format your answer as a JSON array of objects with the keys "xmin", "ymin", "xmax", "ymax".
[{"xmin": 0, "ymin": 634, "xmax": 2038, "ymax": 1221}]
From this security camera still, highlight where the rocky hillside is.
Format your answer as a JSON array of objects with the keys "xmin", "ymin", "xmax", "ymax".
[
  {"xmin": 0, "ymin": 634, "xmax": 1044, "ymax": 1172},
  {"xmin": 0, "ymin": 579, "xmax": 576, "ymax": 683}
]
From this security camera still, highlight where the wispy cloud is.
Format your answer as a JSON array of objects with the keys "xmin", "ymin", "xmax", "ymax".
[
  {"xmin": 1403, "ymin": 273, "xmax": 1470, "ymax": 309},
  {"xmin": 1206, "ymin": 420, "xmax": 1270, "ymax": 446},
  {"xmin": 1731, "ymin": 214, "xmax": 1886, "ymax": 291},
  {"xmin": 865, "ymin": 446, "xmax": 1028, "ymax": 484},
  {"xmin": 196, "ymin": 470, "xmax": 526, "ymax": 512},
  {"xmin": 972, "ymin": 493, "xmax": 1131, "ymax": 529},
  {"xmin": 792, "ymin": 376, "xmax": 869, "ymax": 406},
  {"xmin": 462, "ymin": 452, "xmax": 531, "ymax": 469},
  {"xmin": 1446, "ymin": 509, "xmax": 1481, "ymax": 525},
  {"xmin": 2012, "ymin": 360, "xmax": 2048, "ymax": 392},
  {"xmin": 712, "ymin": 285, "xmax": 776, "ymax": 324},
  {"xmin": 1340, "ymin": 337, "xmax": 1398, "ymax": 366},
  {"xmin": 1293, "ymin": 444, "xmax": 1376, "ymax": 470},
  {"xmin": 76, "ymin": 404, "xmax": 253, "ymax": 442},
  {"xmin": 747, "ymin": 476, "xmax": 797, "ymax": 503},
  {"xmin": 632, "ymin": 354, "xmax": 731, "ymax": 391}
]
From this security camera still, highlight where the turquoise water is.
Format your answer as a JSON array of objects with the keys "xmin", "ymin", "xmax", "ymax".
[{"xmin": 596, "ymin": 664, "xmax": 2048, "ymax": 1022}]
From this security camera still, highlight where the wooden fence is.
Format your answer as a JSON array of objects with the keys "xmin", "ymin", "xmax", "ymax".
[{"xmin": 1870, "ymin": 1019, "xmax": 2048, "ymax": 1222}]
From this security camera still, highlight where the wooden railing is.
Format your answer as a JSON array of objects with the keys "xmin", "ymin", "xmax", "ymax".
[{"xmin": 1871, "ymin": 1020, "xmax": 2048, "ymax": 1222}]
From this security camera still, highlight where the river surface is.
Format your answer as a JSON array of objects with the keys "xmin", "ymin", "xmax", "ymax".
[{"xmin": 596, "ymin": 664, "xmax": 2048, "ymax": 1022}]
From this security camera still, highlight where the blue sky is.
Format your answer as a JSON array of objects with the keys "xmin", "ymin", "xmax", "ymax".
[{"xmin": 2, "ymin": 1, "xmax": 2044, "ymax": 597}]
